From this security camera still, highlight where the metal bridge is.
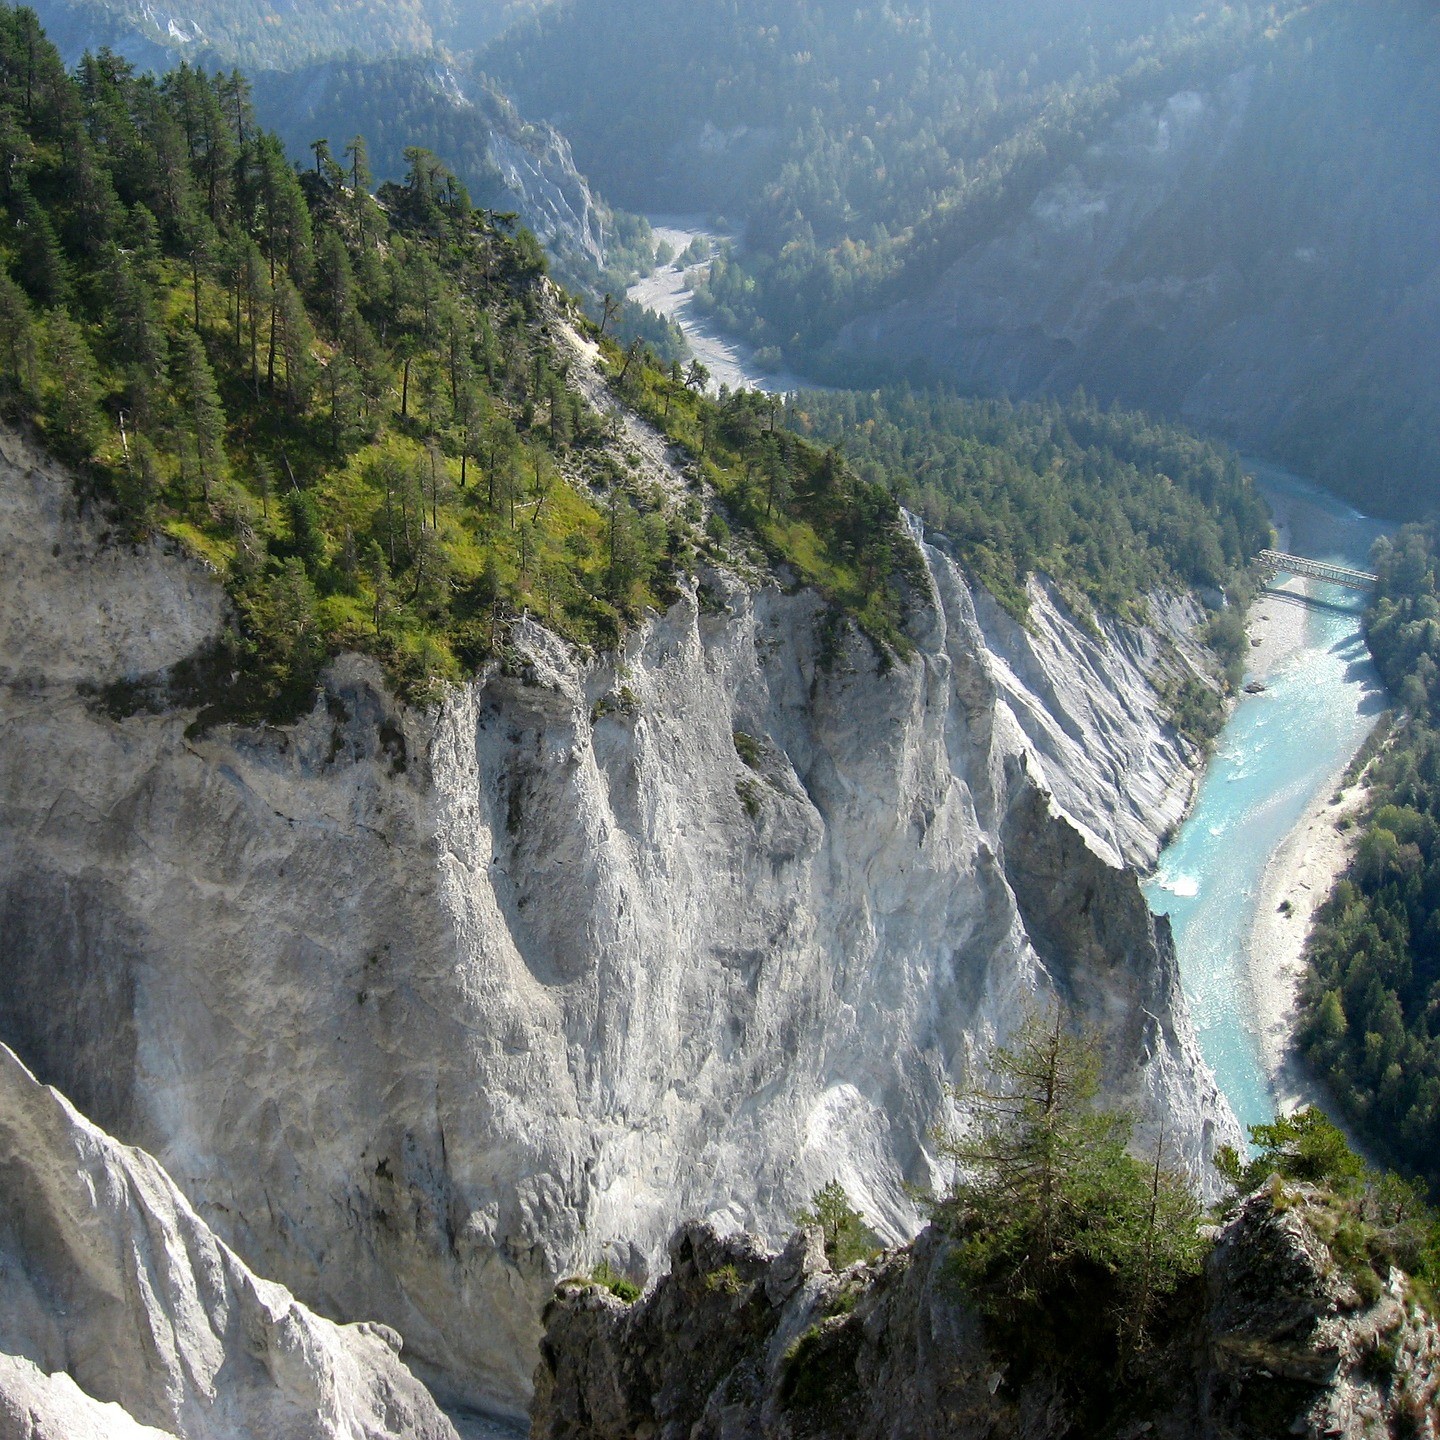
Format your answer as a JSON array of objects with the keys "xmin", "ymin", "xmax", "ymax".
[{"xmin": 1256, "ymin": 549, "xmax": 1377, "ymax": 592}]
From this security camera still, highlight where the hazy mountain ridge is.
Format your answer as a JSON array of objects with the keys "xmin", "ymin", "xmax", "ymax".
[
  {"xmin": 492, "ymin": 0, "xmax": 1440, "ymax": 521},
  {"xmin": 833, "ymin": 5, "xmax": 1440, "ymax": 521},
  {"xmin": 24, "ymin": 0, "xmax": 551, "ymax": 70}
]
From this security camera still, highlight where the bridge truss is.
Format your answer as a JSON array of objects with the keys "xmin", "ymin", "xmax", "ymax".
[{"xmin": 1256, "ymin": 549, "xmax": 1377, "ymax": 592}]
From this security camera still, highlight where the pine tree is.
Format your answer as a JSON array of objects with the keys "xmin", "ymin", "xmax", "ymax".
[
  {"xmin": 107, "ymin": 253, "xmax": 166, "ymax": 429},
  {"xmin": 273, "ymin": 275, "xmax": 317, "ymax": 410},
  {"xmin": 323, "ymin": 351, "xmax": 364, "ymax": 456},
  {"xmin": 176, "ymin": 330, "xmax": 226, "ymax": 499},
  {"xmin": 794, "ymin": 1181, "xmax": 879, "ymax": 1268},
  {"xmin": 0, "ymin": 269, "xmax": 36, "ymax": 396},
  {"xmin": 344, "ymin": 133, "xmax": 374, "ymax": 243},
  {"xmin": 39, "ymin": 310, "xmax": 103, "ymax": 462},
  {"xmin": 15, "ymin": 183, "xmax": 69, "ymax": 306},
  {"xmin": 285, "ymin": 488, "xmax": 325, "ymax": 574},
  {"xmin": 62, "ymin": 134, "xmax": 122, "ymax": 257},
  {"xmin": 936, "ymin": 1007, "xmax": 1203, "ymax": 1347},
  {"xmin": 362, "ymin": 538, "xmax": 390, "ymax": 635}
]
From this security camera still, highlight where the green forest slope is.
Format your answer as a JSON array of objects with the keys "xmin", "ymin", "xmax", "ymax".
[
  {"xmin": 0, "ymin": 4, "xmax": 1269, "ymax": 738},
  {"xmin": 0, "ymin": 5, "xmax": 923, "ymax": 720},
  {"xmin": 1301, "ymin": 524, "xmax": 1440, "ymax": 1191},
  {"xmin": 491, "ymin": 0, "xmax": 1440, "ymax": 522},
  {"xmin": 490, "ymin": 0, "xmax": 1288, "ymax": 348}
]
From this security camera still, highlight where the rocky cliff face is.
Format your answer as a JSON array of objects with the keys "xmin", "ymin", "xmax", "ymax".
[
  {"xmin": 0, "ymin": 1042, "xmax": 459, "ymax": 1440},
  {"xmin": 532, "ymin": 1192, "xmax": 1440, "ymax": 1440},
  {"xmin": 248, "ymin": 61, "xmax": 609, "ymax": 278},
  {"xmin": 0, "ymin": 420, "xmax": 1232, "ymax": 1420}
]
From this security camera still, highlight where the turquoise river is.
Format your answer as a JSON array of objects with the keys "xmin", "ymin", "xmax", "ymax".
[{"xmin": 1142, "ymin": 465, "xmax": 1390, "ymax": 1138}]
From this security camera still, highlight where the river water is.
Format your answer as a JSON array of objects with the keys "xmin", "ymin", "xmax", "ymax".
[
  {"xmin": 1142, "ymin": 466, "xmax": 1389, "ymax": 1138},
  {"xmin": 633, "ymin": 224, "xmax": 1393, "ymax": 1140}
]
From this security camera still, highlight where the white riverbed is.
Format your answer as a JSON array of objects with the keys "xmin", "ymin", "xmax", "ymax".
[{"xmin": 627, "ymin": 216, "xmax": 815, "ymax": 394}]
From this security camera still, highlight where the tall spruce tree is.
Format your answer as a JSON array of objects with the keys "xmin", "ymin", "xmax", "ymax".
[
  {"xmin": 176, "ymin": 329, "xmax": 226, "ymax": 498},
  {"xmin": 40, "ymin": 309, "xmax": 103, "ymax": 462},
  {"xmin": 937, "ymin": 1008, "xmax": 1203, "ymax": 1356}
]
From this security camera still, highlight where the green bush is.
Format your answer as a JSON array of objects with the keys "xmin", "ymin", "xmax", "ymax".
[{"xmin": 794, "ymin": 1181, "xmax": 880, "ymax": 1269}]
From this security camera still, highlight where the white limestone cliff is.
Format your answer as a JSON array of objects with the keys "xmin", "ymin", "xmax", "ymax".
[
  {"xmin": 0, "ymin": 424, "xmax": 1236, "ymax": 1421},
  {"xmin": 0, "ymin": 1042, "xmax": 458, "ymax": 1440}
]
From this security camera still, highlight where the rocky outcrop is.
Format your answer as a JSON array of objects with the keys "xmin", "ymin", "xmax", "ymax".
[
  {"xmin": 532, "ymin": 1190, "xmax": 1440, "ymax": 1440},
  {"xmin": 0, "ymin": 1042, "xmax": 458, "ymax": 1440},
  {"xmin": 1207, "ymin": 1189, "xmax": 1440, "ymax": 1438},
  {"xmin": 0, "ymin": 420, "xmax": 1233, "ymax": 1417}
]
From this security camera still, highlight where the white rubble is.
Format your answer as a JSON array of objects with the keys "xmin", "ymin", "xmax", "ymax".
[{"xmin": 0, "ymin": 424, "xmax": 1236, "ymax": 1419}]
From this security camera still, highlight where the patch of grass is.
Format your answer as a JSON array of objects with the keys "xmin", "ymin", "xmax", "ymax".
[
  {"xmin": 704, "ymin": 1263, "xmax": 744, "ymax": 1296},
  {"xmin": 590, "ymin": 1259, "xmax": 641, "ymax": 1304},
  {"xmin": 733, "ymin": 730, "xmax": 762, "ymax": 768}
]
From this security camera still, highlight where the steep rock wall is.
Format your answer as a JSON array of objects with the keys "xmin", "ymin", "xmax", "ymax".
[
  {"xmin": 0, "ymin": 1043, "xmax": 459, "ymax": 1440},
  {"xmin": 0, "ymin": 427, "xmax": 1232, "ymax": 1418}
]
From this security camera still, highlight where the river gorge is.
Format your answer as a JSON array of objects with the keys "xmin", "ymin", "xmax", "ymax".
[
  {"xmin": 632, "ymin": 229, "xmax": 1394, "ymax": 1145},
  {"xmin": 0, "ymin": 237, "xmax": 1401, "ymax": 1440},
  {"xmin": 1144, "ymin": 468, "xmax": 1389, "ymax": 1138}
]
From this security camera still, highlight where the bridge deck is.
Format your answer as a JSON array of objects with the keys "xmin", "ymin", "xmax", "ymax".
[{"xmin": 1256, "ymin": 549, "xmax": 1377, "ymax": 591}]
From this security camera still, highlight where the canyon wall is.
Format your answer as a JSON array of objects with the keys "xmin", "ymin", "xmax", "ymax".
[{"xmin": 0, "ymin": 426, "xmax": 1232, "ymax": 1419}]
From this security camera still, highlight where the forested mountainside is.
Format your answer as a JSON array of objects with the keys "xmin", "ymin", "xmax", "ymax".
[
  {"xmin": 493, "ymin": 0, "xmax": 1247, "ymax": 225},
  {"xmin": 493, "ymin": 0, "xmax": 1440, "ymax": 521},
  {"xmin": 22, "ymin": 0, "xmax": 549, "ymax": 69},
  {"xmin": 1301, "ymin": 524, "xmax": 1440, "ymax": 1191},
  {"xmin": 787, "ymin": 387, "xmax": 1270, "ymax": 624},
  {"xmin": 22, "ymin": 0, "xmax": 654, "ymax": 292},
  {"xmin": 0, "ymin": 5, "xmax": 914, "ymax": 720},
  {"xmin": 245, "ymin": 58, "xmax": 653, "ymax": 290},
  {"xmin": 0, "ymin": 4, "xmax": 1270, "ymax": 728}
]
